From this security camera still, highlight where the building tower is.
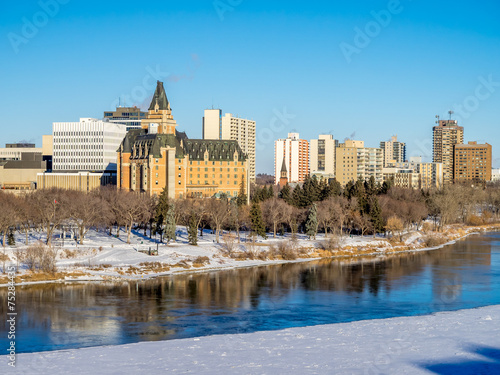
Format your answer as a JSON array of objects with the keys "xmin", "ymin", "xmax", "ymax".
[
  {"xmin": 433, "ymin": 118, "xmax": 464, "ymax": 184},
  {"xmin": 454, "ymin": 142, "xmax": 492, "ymax": 183},
  {"xmin": 279, "ymin": 158, "xmax": 288, "ymax": 187}
]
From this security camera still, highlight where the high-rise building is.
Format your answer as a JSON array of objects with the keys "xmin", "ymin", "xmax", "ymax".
[
  {"xmin": 453, "ymin": 142, "xmax": 492, "ymax": 183},
  {"xmin": 310, "ymin": 134, "xmax": 338, "ymax": 178},
  {"xmin": 274, "ymin": 133, "xmax": 309, "ymax": 185},
  {"xmin": 118, "ymin": 81, "xmax": 250, "ymax": 200},
  {"xmin": 335, "ymin": 140, "xmax": 383, "ymax": 186},
  {"xmin": 203, "ymin": 109, "xmax": 256, "ymax": 182},
  {"xmin": 52, "ymin": 118, "xmax": 127, "ymax": 172},
  {"xmin": 104, "ymin": 106, "xmax": 147, "ymax": 131},
  {"xmin": 380, "ymin": 135, "xmax": 406, "ymax": 167},
  {"xmin": 433, "ymin": 119, "xmax": 464, "ymax": 184}
]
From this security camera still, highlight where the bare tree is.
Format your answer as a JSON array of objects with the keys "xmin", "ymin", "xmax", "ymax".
[
  {"xmin": 0, "ymin": 192, "xmax": 17, "ymax": 247},
  {"xmin": 66, "ymin": 191, "xmax": 102, "ymax": 245},
  {"xmin": 207, "ymin": 198, "xmax": 231, "ymax": 243},
  {"xmin": 29, "ymin": 188, "xmax": 68, "ymax": 246},
  {"xmin": 262, "ymin": 198, "xmax": 287, "ymax": 238}
]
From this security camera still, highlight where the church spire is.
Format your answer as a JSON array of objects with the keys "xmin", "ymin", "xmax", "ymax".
[{"xmin": 148, "ymin": 81, "xmax": 170, "ymax": 111}]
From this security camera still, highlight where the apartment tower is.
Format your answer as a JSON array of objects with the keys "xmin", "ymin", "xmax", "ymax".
[
  {"xmin": 380, "ymin": 135, "xmax": 406, "ymax": 167},
  {"xmin": 433, "ymin": 119, "xmax": 464, "ymax": 184},
  {"xmin": 454, "ymin": 142, "xmax": 492, "ymax": 183},
  {"xmin": 274, "ymin": 133, "xmax": 309, "ymax": 185},
  {"xmin": 203, "ymin": 109, "xmax": 256, "ymax": 182}
]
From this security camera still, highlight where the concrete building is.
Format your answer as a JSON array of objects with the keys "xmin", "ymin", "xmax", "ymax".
[
  {"xmin": 0, "ymin": 152, "xmax": 47, "ymax": 193},
  {"xmin": 433, "ymin": 119, "xmax": 464, "ymax": 184},
  {"xmin": 104, "ymin": 106, "xmax": 147, "ymax": 131},
  {"xmin": 203, "ymin": 109, "xmax": 256, "ymax": 182},
  {"xmin": 274, "ymin": 133, "xmax": 309, "ymax": 185},
  {"xmin": 118, "ymin": 81, "xmax": 250, "ymax": 200},
  {"xmin": 453, "ymin": 142, "xmax": 492, "ymax": 183},
  {"xmin": 380, "ymin": 135, "xmax": 406, "ymax": 167},
  {"xmin": 37, "ymin": 171, "xmax": 115, "ymax": 192},
  {"xmin": 52, "ymin": 118, "xmax": 127, "ymax": 172},
  {"xmin": 0, "ymin": 144, "xmax": 42, "ymax": 160},
  {"xmin": 310, "ymin": 134, "xmax": 338, "ymax": 177},
  {"xmin": 335, "ymin": 140, "xmax": 383, "ymax": 186}
]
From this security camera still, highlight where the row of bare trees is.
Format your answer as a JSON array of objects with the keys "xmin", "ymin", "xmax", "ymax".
[{"xmin": 2, "ymin": 182, "xmax": 500, "ymax": 248}]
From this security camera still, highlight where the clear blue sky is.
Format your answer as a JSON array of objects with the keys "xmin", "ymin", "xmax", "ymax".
[{"xmin": 1, "ymin": 0, "xmax": 500, "ymax": 173}]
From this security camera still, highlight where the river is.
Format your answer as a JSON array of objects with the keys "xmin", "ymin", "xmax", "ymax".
[{"xmin": 1, "ymin": 232, "xmax": 499, "ymax": 353}]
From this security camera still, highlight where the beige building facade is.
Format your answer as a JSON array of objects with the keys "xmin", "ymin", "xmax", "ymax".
[
  {"xmin": 433, "ymin": 119, "xmax": 464, "ymax": 184},
  {"xmin": 203, "ymin": 109, "xmax": 256, "ymax": 182},
  {"xmin": 310, "ymin": 134, "xmax": 337, "ymax": 177},
  {"xmin": 335, "ymin": 140, "xmax": 383, "ymax": 186}
]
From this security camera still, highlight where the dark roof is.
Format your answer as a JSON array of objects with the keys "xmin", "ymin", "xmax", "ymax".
[
  {"xmin": 183, "ymin": 139, "xmax": 246, "ymax": 162},
  {"xmin": 148, "ymin": 81, "xmax": 170, "ymax": 111},
  {"xmin": 119, "ymin": 129, "xmax": 246, "ymax": 162},
  {"xmin": 280, "ymin": 158, "xmax": 287, "ymax": 173}
]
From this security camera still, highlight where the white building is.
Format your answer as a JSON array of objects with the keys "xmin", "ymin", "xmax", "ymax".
[
  {"xmin": 310, "ymin": 134, "xmax": 338, "ymax": 178},
  {"xmin": 52, "ymin": 118, "xmax": 127, "ymax": 172},
  {"xmin": 203, "ymin": 109, "xmax": 256, "ymax": 182},
  {"xmin": 492, "ymin": 168, "xmax": 500, "ymax": 182},
  {"xmin": 274, "ymin": 133, "xmax": 309, "ymax": 185}
]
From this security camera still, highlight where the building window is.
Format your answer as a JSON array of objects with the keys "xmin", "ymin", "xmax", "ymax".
[
  {"xmin": 178, "ymin": 181, "xmax": 181, "ymax": 185},
  {"xmin": 155, "ymin": 181, "xmax": 158, "ymax": 185}
]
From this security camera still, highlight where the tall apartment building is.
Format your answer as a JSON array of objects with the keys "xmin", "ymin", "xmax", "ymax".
[
  {"xmin": 380, "ymin": 135, "xmax": 406, "ymax": 167},
  {"xmin": 203, "ymin": 109, "xmax": 256, "ymax": 182},
  {"xmin": 335, "ymin": 140, "xmax": 383, "ymax": 186},
  {"xmin": 52, "ymin": 118, "xmax": 127, "ymax": 172},
  {"xmin": 104, "ymin": 106, "xmax": 147, "ymax": 131},
  {"xmin": 310, "ymin": 134, "xmax": 338, "ymax": 178},
  {"xmin": 454, "ymin": 142, "xmax": 492, "ymax": 183},
  {"xmin": 274, "ymin": 133, "xmax": 309, "ymax": 185},
  {"xmin": 433, "ymin": 119, "xmax": 464, "ymax": 184}
]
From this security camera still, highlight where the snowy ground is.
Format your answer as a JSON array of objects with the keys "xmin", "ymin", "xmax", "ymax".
[
  {"xmin": 2, "ymin": 305, "xmax": 499, "ymax": 374},
  {"xmin": 0, "ymin": 226, "xmax": 395, "ymax": 285},
  {"xmin": 1, "ymin": 223, "xmax": 494, "ymax": 286}
]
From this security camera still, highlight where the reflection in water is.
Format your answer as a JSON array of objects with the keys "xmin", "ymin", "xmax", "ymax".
[{"xmin": 1, "ymin": 233, "xmax": 499, "ymax": 353}]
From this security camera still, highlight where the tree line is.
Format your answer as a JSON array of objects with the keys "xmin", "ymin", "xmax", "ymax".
[{"xmin": 1, "ymin": 176, "xmax": 500, "ymax": 248}]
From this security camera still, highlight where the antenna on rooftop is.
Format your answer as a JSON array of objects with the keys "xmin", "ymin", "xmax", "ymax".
[
  {"xmin": 435, "ymin": 115, "xmax": 440, "ymax": 124},
  {"xmin": 448, "ymin": 110, "xmax": 454, "ymax": 120}
]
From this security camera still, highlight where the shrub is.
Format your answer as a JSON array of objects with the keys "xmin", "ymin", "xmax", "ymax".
[
  {"xmin": 466, "ymin": 215, "xmax": 484, "ymax": 226},
  {"xmin": 24, "ymin": 242, "xmax": 57, "ymax": 273},
  {"xmin": 277, "ymin": 241, "xmax": 298, "ymax": 260},
  {"xmin": 423, "ymin": 236, "xmax": 447, "ymax": 248},
  {"xmin": 318, "ymin": 237, "xmax": 339, "ymax": 252}
]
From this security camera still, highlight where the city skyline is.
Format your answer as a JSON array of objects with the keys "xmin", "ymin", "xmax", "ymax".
[{"xmin": 1, "ymin": 0, "xmax": 499, "ymax": 174}]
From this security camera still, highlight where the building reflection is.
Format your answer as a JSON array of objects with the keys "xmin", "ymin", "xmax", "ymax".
[{"xmin": 0, "ymin": 233, "xmax": 494, "ymax": 352}]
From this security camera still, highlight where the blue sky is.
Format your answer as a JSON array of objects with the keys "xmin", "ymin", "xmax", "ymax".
[{"xmin": 1, "ymin": 0, "xmax": 500, "ymax": 173}]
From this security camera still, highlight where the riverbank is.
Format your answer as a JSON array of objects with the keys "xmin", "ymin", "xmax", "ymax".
[
  {"xmin": 1, "ymin": 223, "xmax": 499, "ymax": 287},
  {"xmin": 2, "ymin": 304, "xmax": 499, "ymax": 374}
]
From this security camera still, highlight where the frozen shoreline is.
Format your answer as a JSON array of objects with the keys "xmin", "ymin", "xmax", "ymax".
[
  {"xmin": 2, "ymin": 304, "xmax": 499, "ymax": 374},
  {"xmin": 0, "ymin": 225, "xmax": 497, "ymax": 288}
]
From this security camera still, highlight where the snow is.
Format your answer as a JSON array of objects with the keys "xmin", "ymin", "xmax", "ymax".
[{"xmin": 2, "ymin": 305, "xmax": 499, "ymax": 374}]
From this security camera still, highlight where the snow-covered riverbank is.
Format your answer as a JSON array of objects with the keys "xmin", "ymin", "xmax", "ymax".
[
  {"xmin": 1, "ymin": 224, "xmax": 498, "ymax": 287},
  {"xmin": 2, "ymin": 304, "xmax": 499, "ymax": 374}
]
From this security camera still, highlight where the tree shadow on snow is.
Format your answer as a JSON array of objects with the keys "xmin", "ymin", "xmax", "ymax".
[{"xmin": 418, "ymin": 344, "xmax": 500, "ymax": 375}]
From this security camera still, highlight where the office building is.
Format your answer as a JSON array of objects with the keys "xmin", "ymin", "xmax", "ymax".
[
  {"xmin": 104, "ymin": 106, "xmax": 147, "ymax": 131},
  {"xmin": 380, "ymin": 135, "xmax": 406, "ymax": 167},
  {"xmin": 274, "ymin": 133, "xmax": 309, "ymax": 185},
  {"xmin": 433, "ymin": 119, "xmax": 464, "ymax": 184},
  {"xmin": 0, "ymin": 152, "xmax": 47, "ymax": 193},
  {"xmin": 454, "ymin": 142, "xmax": 492, "ymax": 183},
  {"xmin": 203, "ymin": 109, "xmax": 256, "ymax": 182},
  {"xmin": 52, "ymin": 118, "xmax": 127, "ymax": 172}
]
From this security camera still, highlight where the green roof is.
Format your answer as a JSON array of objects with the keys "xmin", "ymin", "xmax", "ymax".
[{"xmin": 148, "ymin": 81, "xmax": 170, "ymax": 111}]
